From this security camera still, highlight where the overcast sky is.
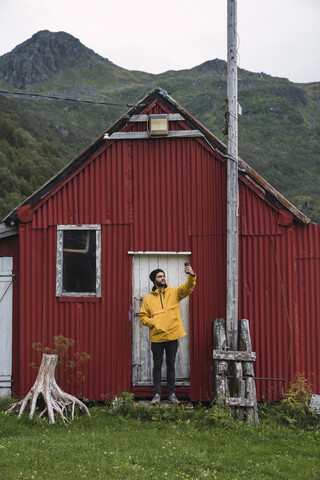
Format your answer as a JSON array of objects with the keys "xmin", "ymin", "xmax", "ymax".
[{"xmin": 0, "ymin": 0, "xmax": 319, "ymax": 83}]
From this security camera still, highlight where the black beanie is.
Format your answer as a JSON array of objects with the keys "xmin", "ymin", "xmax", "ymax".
[{"xmin": 149, "ymin": 269, "xmax": 165, "ymax": 283}]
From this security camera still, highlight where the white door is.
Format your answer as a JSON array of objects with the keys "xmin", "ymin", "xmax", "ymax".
[
  {"xmin": 0, "ymin": 257, "xmax": 13, "ymax": 397},
  {"xmin": 132, "ymin": 254, "xmax": 190, "ymax": 386}
]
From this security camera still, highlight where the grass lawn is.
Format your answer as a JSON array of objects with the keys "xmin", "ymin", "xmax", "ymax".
[{"xmin": 0, "ymin": 397, "xmax": 319, "ymax": 480}]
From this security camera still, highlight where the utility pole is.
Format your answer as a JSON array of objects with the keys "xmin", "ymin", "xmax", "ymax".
[
  {"xmin": 226, "ymin": 0, "xmax": 239, "ymax": 351},
  {"xmin": 216, "ymin": 2, "xmax": 259, "ymax": 424}
]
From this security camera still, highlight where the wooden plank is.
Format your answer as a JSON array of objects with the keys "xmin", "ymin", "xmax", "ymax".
[
  {"xmin": 225, "ymin": 397, "xmax": 254, "ymax": 408},
  {"xmin": 234, "ymin": 361, "xmax": 243, "ymax": 396},
  {"xmin": 246, "ymin": 377, "xmax": 259, "ymax": 425},
  {"xmin": 129, "ymin": 113, "xmax": 184, "ymax": 122},
  {"xmin": 239, "ymin": 319, "xmax": 259, "ymax": 424},
  {"xmin": 110, "ymin": 130, "xmax": 203, "ymax": 140},
  {"xmin": 128, "ymin": 251, "xmax": 191, "ymax": 255},
  {"xmin": 240, "ymin": 319, "xmax": 255, "ymax": 376},
  {"xmin": 215, "ymin": 376, "xmax": 227, "ymax": 398},
  {"xmin": 239, "ymin": 319, "xmax": 253, "ymax": 351},
  {"xmin": 238, "ymin": 378, "xmax": 246, "ymax": 420},
  {"xmin": 213, "ymin": 319, "xmax": 227, "ymax": 350},
  {"xmin": 213, "ymin": 319, "xmax": 228, "ymax": 398},
  {"xmin": 213, "ymin": 350, "xmax": 256, "ymax": 361},
  {"xmin": 0, "ymin": 224, "xmax": 18, "ymax": 239}
]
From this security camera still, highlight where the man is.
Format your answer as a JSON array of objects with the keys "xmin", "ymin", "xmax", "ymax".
[{"xmin": 139, "ymin": 264, "xmax": 196, "ymax": 405}]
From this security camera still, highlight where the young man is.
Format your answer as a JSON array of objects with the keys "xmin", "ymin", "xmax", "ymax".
[{"xmin": 139, "ymin": 264, "xmax": 196, "ymax": 405}]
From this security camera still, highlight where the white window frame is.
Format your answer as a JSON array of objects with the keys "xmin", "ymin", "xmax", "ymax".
[{"xmin": 56, "ymin": 224, "xmax": 101, "ymax": 297}]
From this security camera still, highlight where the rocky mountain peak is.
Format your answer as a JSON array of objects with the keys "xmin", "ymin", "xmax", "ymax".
[
  {"xmin": 191, "ymin": 59, "xmax": 227, "ymax": 76},
  {"xmin": 0, "ymin": 30, "xmax": 112, "ymax": 88}
]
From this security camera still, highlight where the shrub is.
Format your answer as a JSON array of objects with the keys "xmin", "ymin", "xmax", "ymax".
[
  {"xmin": 280, "ymin": 373, "xmax": 313, "ymax": 419},
  {"xmin": 258, "ymin": 373, "xmax": 320, "ymax": 429}
]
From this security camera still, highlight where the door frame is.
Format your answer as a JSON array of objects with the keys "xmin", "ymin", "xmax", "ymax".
[
  {"xmin": 0, "ymin": 257, "xmax": 13, "ymax": 397},
  {"xmin": 130, "ymin": 251, "xmax": 191, "ymax": 388}
]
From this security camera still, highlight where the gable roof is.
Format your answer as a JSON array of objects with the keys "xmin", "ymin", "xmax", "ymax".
[{"xmin": 3, "ymin": 87, "xmax": 310, "ymax": 226}]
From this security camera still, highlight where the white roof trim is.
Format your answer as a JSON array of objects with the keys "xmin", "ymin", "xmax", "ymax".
[
  {"xmin": 110, "ymin": 130, "xmax": 203, "ymax": 140},
  {"xmin": 129, "ymin": 113, "xmax": 184, "ymax": 122},
  {"xmin": 0, "ymin": 223, "xmax": 18, "ymax": 239},
  {"xmin": 128, "ymin": 251, "xmax": 191, "ymax": 255}
]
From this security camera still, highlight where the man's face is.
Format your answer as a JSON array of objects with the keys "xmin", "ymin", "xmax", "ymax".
[{"xmin": 155, "ymin": 271, "xmax": 166, "ymax": 287}]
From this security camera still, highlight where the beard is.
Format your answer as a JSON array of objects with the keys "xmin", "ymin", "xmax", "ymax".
[{"xmin": 155, "ymin": 280, "xmax": 167, "ymax": 289}]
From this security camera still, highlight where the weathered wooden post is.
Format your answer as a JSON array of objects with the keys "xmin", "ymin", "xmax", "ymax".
[
  {"xmin": 226, "ymin": 0, "xmax": 239, "ymax": 352},
  {"xmin": 213, "ymin": 318, "xmax": 259, "ymax": 424},
  {"xmin": 6, "ymin": 354, "xmax": 90, "ymax": 424},
  {"xmin": 213, "ymin": 319, "xmax": 228, "ymax": 399},
  {"xmin": 213, "ymin": 1, "xmax": 259, "ymax": 425},
  {"xmin": 240, "ymin": 319, "xmax": 259, "ymax": 425}
]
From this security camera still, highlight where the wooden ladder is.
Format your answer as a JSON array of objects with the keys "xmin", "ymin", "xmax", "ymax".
[{"xmin": 213, "ymin": 318, "xmax": 259, "ymax": 425}]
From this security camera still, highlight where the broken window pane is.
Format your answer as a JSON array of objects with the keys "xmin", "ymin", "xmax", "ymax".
[
  {"xmin": 56, "ymin": 225, "xmax": 101, "ymax": 297},
  {"xmin": 62, "ymin": 230, "xmax": 96, "ymax": 293}
]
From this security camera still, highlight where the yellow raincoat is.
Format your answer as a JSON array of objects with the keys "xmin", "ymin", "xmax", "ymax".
[{"xmin": 139, "ymin": 274, "xmax": 196, "ymax": 343}]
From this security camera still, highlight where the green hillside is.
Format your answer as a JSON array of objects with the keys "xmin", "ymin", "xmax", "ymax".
[{"xmin": 0, "ymin": 31, "xmax": 319, "ymax": 223}]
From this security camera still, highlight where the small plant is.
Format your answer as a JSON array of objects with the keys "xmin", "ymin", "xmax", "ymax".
[
  {"xmin": 108, "ymin": 392, "xmax": 135, "ymax": 417},
  {"xmin": 281, "ymin": 373, "xmax": 313, "ymax": 418},
  {"xmin": 30, "ymin": 335, "xmax": 90, "ymax": 396},
  {"xmin": 266, "ymin": 372, "xmax": 320, "ymax": 429}
]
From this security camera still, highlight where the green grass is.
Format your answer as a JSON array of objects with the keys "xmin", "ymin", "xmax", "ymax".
[{"xmin": 0, "ymin": 397, "xmax": 319, "ymax": 480}]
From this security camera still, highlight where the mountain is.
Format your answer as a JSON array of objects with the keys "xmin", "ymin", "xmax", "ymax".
[
  {"xmin": 0, "ymin": 31, "xmax": 319, "ymax": 223},
  {"xmin": 0, "ymin": 30, "xmax": 114, "ymax": 88}
]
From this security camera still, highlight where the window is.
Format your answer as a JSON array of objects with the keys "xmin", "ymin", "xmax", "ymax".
[{"xmin": 56, "ymin": 225, "xmax": 101, "ymax": 297}]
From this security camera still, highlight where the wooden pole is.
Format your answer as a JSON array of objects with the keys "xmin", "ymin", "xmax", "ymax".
[{"xmin": 226, "ymin": 0, "xmax": 239, "ymax": 350}]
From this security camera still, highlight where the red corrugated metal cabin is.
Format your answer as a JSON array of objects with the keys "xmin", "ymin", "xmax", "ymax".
[{"xmin": 0, "ymin": 88, "xmax": 319, "ymax": 402}]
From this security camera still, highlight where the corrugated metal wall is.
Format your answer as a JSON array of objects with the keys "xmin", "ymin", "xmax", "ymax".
[
  {"xmin": 17, "ymin": 139, "xmax": 133, "ymax": 400},
  {"xmin": 294, "ymin": 224, "xmax": 320, "ymax": 394},
  {"xmin": 9, "ymin": 98, "xmax": 320, "ymax": 401},
  {"xmin": 238, "ymin": 183, "xmax": 320, "ymax": 399},
  {"xmin": 18, "ymin": 221, "xmax": 132, "ymax": 399},
  {"xmin": 33, "ymin": 141, "xmax": 132, "ymax": 228},
  {"xmin": 239, "ymin": 230, "xmax": 295, "ymax": 400},
  {"xmin": 238, "ymin": 178, "xmax": 296, "ymax": 400}
]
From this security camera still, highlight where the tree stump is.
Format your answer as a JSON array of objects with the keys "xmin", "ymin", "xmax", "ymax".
[{"xmin": 5, "ymin": 354, "xmax": 90, "ymax": 424}]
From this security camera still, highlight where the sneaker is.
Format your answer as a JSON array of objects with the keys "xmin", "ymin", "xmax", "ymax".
[
  {"xmin": 168, "ymin": 393, "xmax": 181, "ymax": 405},
  {"xmin": 151, "ymin": 394, "xmax": 161, "ymax": 405}
]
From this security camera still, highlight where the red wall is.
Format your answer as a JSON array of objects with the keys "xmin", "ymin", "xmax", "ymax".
[{"xmin": 6, "ymin": 99, "xmax": 320, "ymax": 401}]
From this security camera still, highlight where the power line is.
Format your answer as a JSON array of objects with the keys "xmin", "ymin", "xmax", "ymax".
[{"xmin": 0, "ymin": 89, "xmax": 142, "ymax": 108}]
